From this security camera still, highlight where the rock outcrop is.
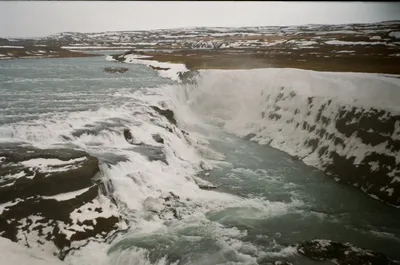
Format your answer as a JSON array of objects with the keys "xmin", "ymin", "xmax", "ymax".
[
  {"xmin": 0, "ymin": 144, "xmax": 123, "ymax": 258},
  {"xmin": 297, "ymin": 239, "xmax": 395, "ymax": 265},
  {"xmin": 151, "ymin": 106, "xmax": 177, "ymax": 126}
]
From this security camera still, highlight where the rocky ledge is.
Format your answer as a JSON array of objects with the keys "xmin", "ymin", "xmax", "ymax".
[
  {"xmin": 0, "ymin": 143, "xmax": 124, "ymax": 259},
  {"xmin": 298, "ymin": 239, "xmax": 396, "ymax": 265}
]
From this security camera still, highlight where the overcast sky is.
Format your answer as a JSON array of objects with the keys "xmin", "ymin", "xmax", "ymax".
[{"xmin": 0, "ymin": 1, "xmax": 399, "ymax": 38}]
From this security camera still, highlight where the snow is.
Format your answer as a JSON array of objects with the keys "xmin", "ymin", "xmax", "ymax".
[
  {"xmin": 391, "ymin": 177, "xmax": 400, "ymax": 184},
  {"xmin": 120, "ymin": 54, "xmax": 188, "ymax": 81},
  {"xmin": 0, "ymin": 46, "xmax": 24, "ymax": 48},
  {"xmin": 369, "ymin": 161, "xmax": 380, "ymax": 172},
  {"xmin": 69, "ymin": 195, "xmax": 118, "ymax": 224},
  {"xmin": 20, "ymin": 157, "xmax": 87, "ymax": 173},
  {"xmin": 335, "ymin": 50, "xmax": 356, "ymax": 53},
  {"xmin": 316, "ymin": 30, "xmax": 360, "ymax": 35},
  {"xmin": 389, "ymin": 31, "xmax": 400, "ymax": 38},
  {"xmin": 134, "ymin": 42, "xmax": 158, "ymax": 46},
  {"xmin": 21, "ymin": 157, "xmax": 87, "ymax": 168},
  {"xmin": 325, "ymin": 40, "xmax": 385, "ymax": 45},
  {"xmin": 1, "ymin": 171, "xmax": 27, "ymax": 183},
  {"xmin": 0, "ymin": 199, "xmax": 22, "ymax": 214},
  {"xmin": 287, "ymin": 40, "xmax": 317, "ymax": 46},
  {"xmin": 55, "ymin": 195, "xmax": 120, "ymax": 241},
  {"xmin": 111, "ymin": 42, "xmax": 138, "ymax": 45},
  {"xmin": 15, "ymin": 216, "xmax": 59, "ymax": 254},
  {"xmin": 369, "ymin": 36, "xmax": 382, "ymax": 40},
  {"xmin": 42, "ymin": 186, "xmax": 94, "ymax": 201},
  {"xmin": 385, "ymin": 188, "xmax": 394, "ymax": 196},
  {"xmin": 298, "ymin": 41, "xmax": 317, "ymax": 46},
  {"xmin": 0, "ymin": 237, "xmax": 66, "ymax": 265},
  {"xmin": 61, "ymin": 46, "xmax": 136, "ymax": 49}
]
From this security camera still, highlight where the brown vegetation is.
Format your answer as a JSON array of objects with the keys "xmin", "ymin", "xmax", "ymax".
[{"xmin": 133, "ymin": 46, "xmax": 400, "ymax": 74}]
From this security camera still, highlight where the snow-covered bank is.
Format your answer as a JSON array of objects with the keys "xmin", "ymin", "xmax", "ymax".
[
  {"xmin": 0, "ymin": 237, "xmax": 65, "ymax": 265},
  {"xmin": 107, "ymin": 54, "xmax": 188, "ymax": 82},
  {"xmin": 179, "ymin": 68, "xmax": 400, "ymax": 207}
]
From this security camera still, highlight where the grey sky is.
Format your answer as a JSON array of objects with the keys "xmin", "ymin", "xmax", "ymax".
[{"xmin": 0, "ymin": 1, "xmax": 399, "ymax": 38}]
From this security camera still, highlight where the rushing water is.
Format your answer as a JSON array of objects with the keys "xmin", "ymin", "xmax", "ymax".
[{"xmin": 1, "ymin": 54, "xmax": 400, "ymax": 265}]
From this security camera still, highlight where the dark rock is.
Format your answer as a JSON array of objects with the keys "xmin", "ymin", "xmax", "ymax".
[
  {"xmin": 275, "ymin": 92, "xmax": 285, "ymax": 103},
  {"xmin": 104, "ymin": 67, "xmax": 128, "ymax": 73},
  {"xmin": 54, "ymin": 215, "xmax": 119, "ymax": 250},
  {"xmin": 151, "ymin": 106, "xmax": 177, "ymax": 126},
  {"xmin": 0, "ymin": 145, "xmax": 99, "ymax": 204},
  {"xmin": 269, "ymin": 113, "xmax": 282, "ymax": 120},
  {"xmin": 1, "ymin": 185, "xmax": 98, "ymax": 224},
  {"xmin": 123, "ymin": 129, "xmax": 135, "ymax": 144},
  {"xmin": 152, "ymin": 134, "xmax": 164, "ymax": 144},
  {"xmin": 244, "ymin": 133, "xmax": 257, "ymax": 141},
  {"xmin": 297, "ymin": 239, "xmax": 394, "ymax": 265},
  {"xmin": 0, "ymin": 144, "xmax": 121, "ymax": 255},
  {"xmin": 178, "ymin": 70, "xmax": 199, "ymax": 85},
  {"xmin": 306, "ymin": 138, "xmax": 319, "ymax": 152},
  {"xmin": 149, "ymin": 65, "xmax": 170, "ymax": 71},
  {"xmin": 162, "ymin": 191, "xmax": 180, "ymax": 202}
]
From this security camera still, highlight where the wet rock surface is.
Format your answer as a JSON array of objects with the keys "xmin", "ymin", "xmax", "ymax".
[
  {"xmin": 152, "ymin": 133, "xmax": 165, "ymax": 144},
  {"xmin": 297, "ymin": 239, "xmax": 395, "ymax": 265},
  {"xmin": 0, "ymin": 144, "xmax": 99, "ymax": 203},
  {"xmin": 149, "ymin": 65, "xmax": 170, "ymax": 71},
  {"xmin": 123, "ymin": 128, "xmax": 141, "ymax": 145},
  {"xmin": 0, "ymin": 143, "xmax": 122, "ymax": 258},
  {"xmin": 104, "ymin": 67, "xmax": 128, "ymax": 73},
  {"xmin": 151, "ymin": 106, "xmax": 177, "ymax": 126}
]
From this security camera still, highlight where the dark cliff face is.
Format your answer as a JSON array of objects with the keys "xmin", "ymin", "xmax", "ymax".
[{"xmin": 249, "ymin": 86, "xmax": 400, "ymax": 207}]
